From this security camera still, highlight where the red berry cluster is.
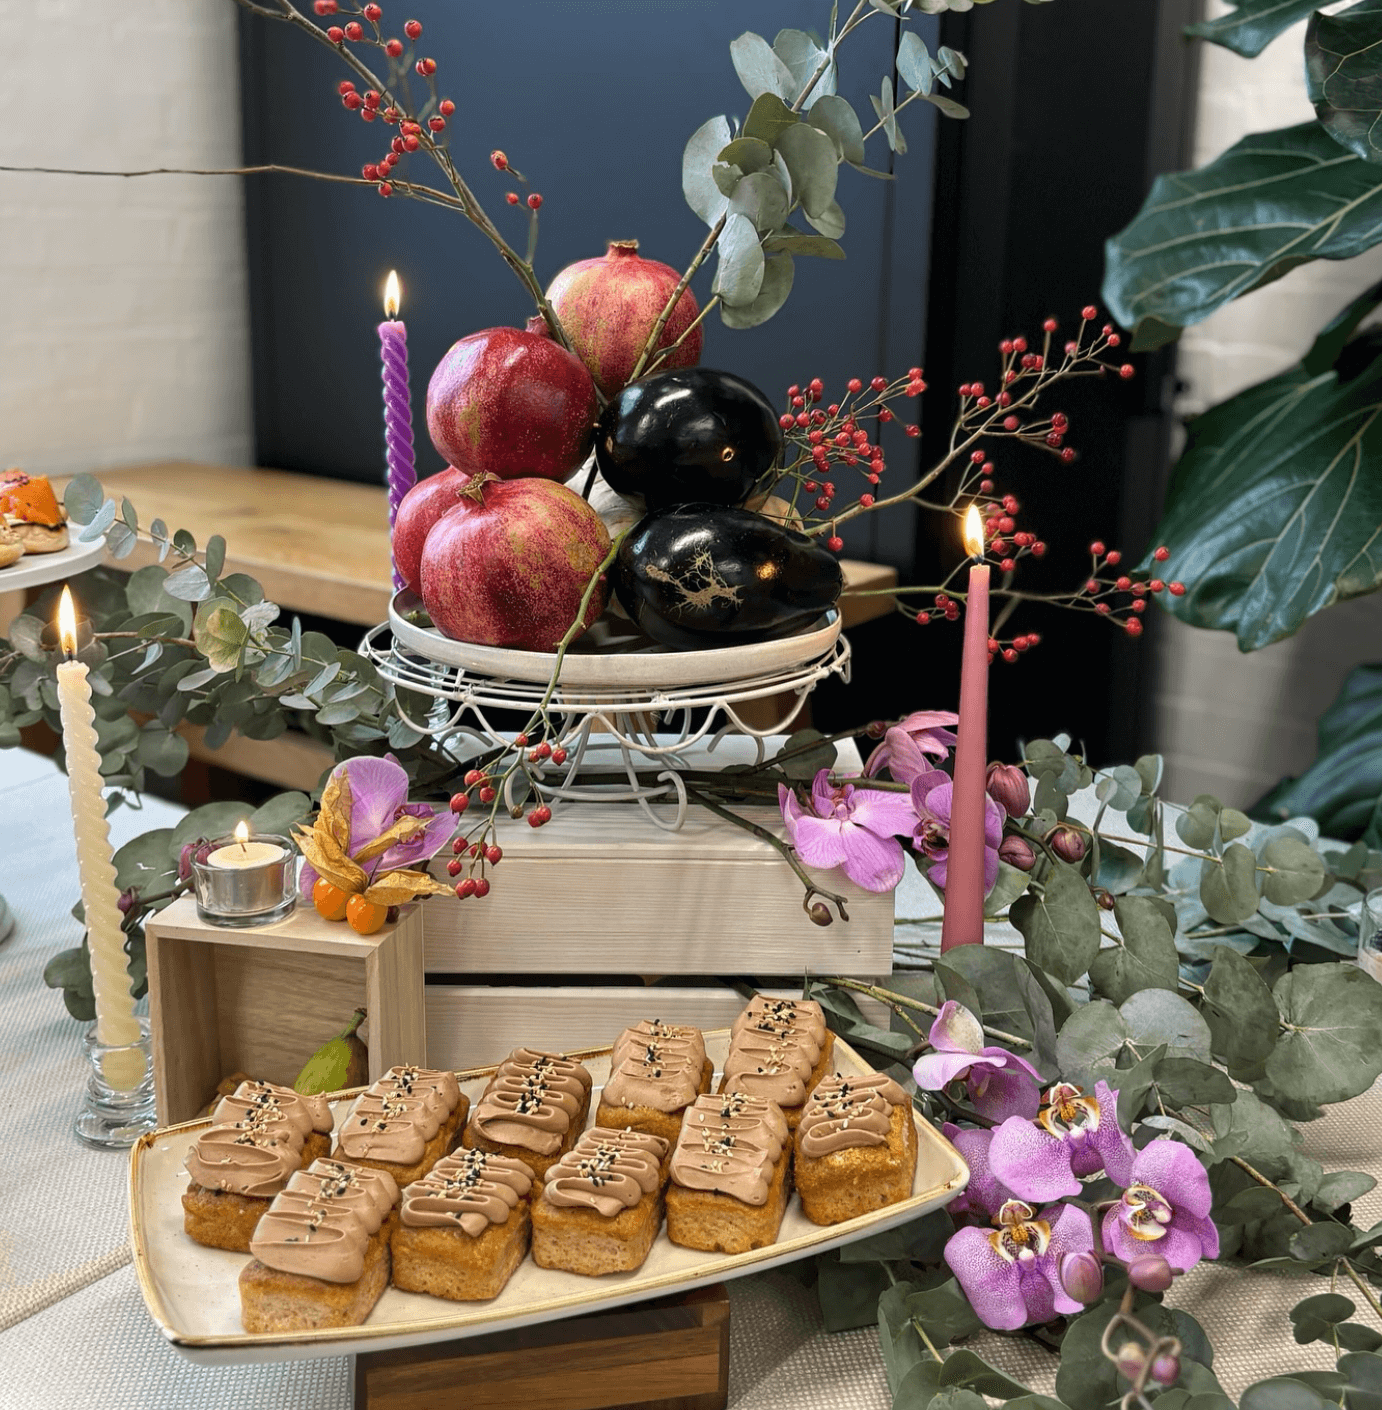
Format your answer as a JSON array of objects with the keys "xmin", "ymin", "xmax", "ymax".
[
  {"xmin": 491, "ymin": 151, "xmax": 543, "ymax": 210},
  {"xmin": 777, "ymin": 368, "xmax": 927, "ymax": 548},
  {"xmin": 1078, "ymin": 542, "xmax": 1182, "ymax": 637}
]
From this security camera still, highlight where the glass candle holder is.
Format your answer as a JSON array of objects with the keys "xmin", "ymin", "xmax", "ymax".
[
  {"xmin": 1359, "ymin": 887, "xmax": 1382, "ymax": 984},
  {"xmin": 191, "ymin": 832, "xmax": 297, "ymax": 927},
  {"xmin": 74, "ymin": 1016, "xmax": 157, "ymax": 1149}
]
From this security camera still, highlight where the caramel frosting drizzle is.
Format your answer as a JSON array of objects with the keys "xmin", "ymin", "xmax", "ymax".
[
  {"xmin": 282, "ymin": 1159, "xmax": 399, "ymax": 1235},
  {"xmin": 185, "ymin": 1119, "xmax": 303, "ymax": 1198},
  {"xmin": 543, "ymin": 1128, "xmax": 665, "ymax": 1218},
  {"xmin": 251, "ymin": 1198, "xmax": 369, "ymax": 1284},
  {"xmin": 402, "ymin": 1149, "xmax": 535, "ymax": 1236},
  {"xmin": 336, "ymin": 1066, "xmax": 460, "ymax": 1165},
  {"xmin": 213, "ymin": 1080, "xmax": 333, "ymax": 1143},
  {"xmin": 602, "ymin": 1020, "xmax": 706, "ymax": 1114},
  {"xmin": 798, "ymin": 1072, "xmax": 907, "ymax": 1158},
  {"xmin": 471, "ymin": 1049, "xmax": 591, "ymax": 1155},
  {"xmin": 670, "ymin": 1097, "xmax": 783, "ymax": 1207}
]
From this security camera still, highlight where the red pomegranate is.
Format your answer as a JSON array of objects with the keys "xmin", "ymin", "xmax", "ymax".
[
  {"xmin": 545, "ymin": 240, "xmax": 702, "ymax": 399},
  {"xmin": 391, "ymin": 466, "xmax": 469, "ymax": 595},
  {"xmin": 420, "ymin": 474, "xmax": 611, "ymax": 650},
  {"xmin": 426, "ymin": 324, "xmax": 598, "ymax": 481}
]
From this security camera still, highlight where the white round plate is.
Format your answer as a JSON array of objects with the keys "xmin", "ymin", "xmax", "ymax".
[
  {"xmin": 387, "ymin": 592, "xmax": 843, "ymax": 689},
  {"xmin": 0, "ymin": 523, "xmax": 104, "ymax": 591}
]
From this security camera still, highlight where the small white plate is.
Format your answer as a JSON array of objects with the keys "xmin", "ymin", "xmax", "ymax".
[
  {"xmin": 387, "ymin": 593, "xmax": 843, "ymax": 690},
  {"xmin": 129, "ymin": 1031, "xmax": 968, "ymax": 1365},
  {"xmin": 0, "ymin": 523, "xmax": 103, "ymax": 591}
]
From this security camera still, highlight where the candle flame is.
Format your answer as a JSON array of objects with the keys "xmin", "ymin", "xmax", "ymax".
[
  {"xmin": 383, "ymin": 269, "xmax": 401, "ymax": 318},
  {"xmin": 234, "ymin": 820, "xmax": 250, "ymax": 848},
  {"xmin": 962, "ymin": 504, "xmax": 985, "ymax": 559},
  {"xmin": 58, "ymin": 585, "xmax": 78, "ymax": 656}
]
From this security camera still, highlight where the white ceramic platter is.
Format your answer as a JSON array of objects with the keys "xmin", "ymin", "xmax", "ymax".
[
  {"xmin": 387, "ymin": 592, "xmax": 843, "ymax": 689},
  {"xmin": 0, "ymin": 523, "xmax": 103, "ymax": 591},
  {"xmin": 130, "ymin": 1030, "xmax": 968, "ymax": 1365}
]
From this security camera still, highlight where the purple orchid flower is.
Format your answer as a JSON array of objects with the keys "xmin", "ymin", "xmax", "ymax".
[
  {"xmin": 1102, "ymin": 1139, "xmax": 1219, "ymax": 1275},
  {"xmin": 914, "ymin": 1001, "xmax": 1042, "ymax": 1121},
  {"xmin": 777, "ymin": 769, "xmax": 917, "ymax": 892},
  {"xmin": 941, "ymin": 1123, "xmax": 1019, "ymax": 1222},
  {"xmin": 863, "ymin": 710, "xmax": 959, "ymax": 787},
  {"xmin": 945, "ymin": 1198, "xmax": 1095, "ymax": 1330},
  {"xmin": 299, "ymin": 754, "xmax": 454, "ymax": 899},
  {"xmin": 910, "ymin": 767, "xmax": 1005, "ymax": 892},
  {"xmin": 988, "ymin": 1080, "xmax": 1136, "ymax": 1203}
]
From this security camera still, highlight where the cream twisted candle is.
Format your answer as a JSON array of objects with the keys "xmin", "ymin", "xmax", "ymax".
[{"xmin": 56, "ymin": 587, "xmax": 144, "ymax": 1088}]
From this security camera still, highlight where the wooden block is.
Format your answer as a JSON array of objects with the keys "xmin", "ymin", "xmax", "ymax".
[
  {"xmin": 145, "ymin": 896, "xmax": 427, "ymax": 1125},
  {"xmin": 354, "ymin": 1283, "xmax": 729, "ymax": 1410},
  {"xmin": 424, "ymin": 984, "xmax": 892, "ymax": 1072},
  {"xmin": 423, "ymin": 804, "xmax": 893, "ymax": 976}
]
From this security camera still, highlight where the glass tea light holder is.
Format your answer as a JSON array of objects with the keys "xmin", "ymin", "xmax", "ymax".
[
  {"xmin": 1359, "ymin": 887, "xmax": 1382, "ymax": 984},
  {"xmin": 191, "ymin": 822, "xmax": 298, "ymax": 927}
]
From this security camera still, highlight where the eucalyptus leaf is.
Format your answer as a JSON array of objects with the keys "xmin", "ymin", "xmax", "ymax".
[
  {"xmin": 79, "ymin": 499, "xmax": 117, "ymax": 541},
  {"xmin": 924, "ymin": 94, "xmax": 970, "ymax": 119},
  {"xmin": 64, "ymin": 473, "xmax": 102, "ymax": 524},
  {"xmin": 1154, "ymin": 1056, "xmax": 1236, "ymax": 1108},
  {"xmin": 895, "ymin": 30, "xmax": 934, "ymax": 94},
  {"xmin": 729, "ymin": 31, "xmax": 796, "ymax": 103},
  {"xmin": 1201, "ymin": 843, "xmax": 1261, "ymax": 925},
  {"xmin": 1096, "ymin": 764, "xmax": 1143, "ymax": 813},
  {"xmin": 711, "ymin": 162, "xmax": 743, "ymax": 199},
  {"xmin": 1203, "ymin": 945, "xmax": 1280, "ymax": 1068},
  {"xmin": 1010, "ymin": 860, "xmax": 1100, "ymax": 984},
  {"xmin": 772, "ymin": 28, "xmax": 835, "ymax": 106},
  {"xmin": 877, "ymin": 1282, "xmax": 926, "ymax": 1395},
  {"xmin": 1089, "ymin": 894, "xmax": 1179, "ymax": 1004},
  {"xmin": 720, "ymin": 252, "xmax": 794, "ymax": 329},
  {"xmin": 1314, "ymin": 1170, "xmax": 1377, "ymax": 1214},
  {"xmin": 712, "ymin": 213, "xmax": 766, "ymax": 307},
  {"xmin": 718, "ymin": 136, "xmax": 774, "ymax": 174},
  {"xmin": 803, "ymin": 199, "xmax": 846, "ymax": 239},
  {"xmin": 1177, "ymin": 794, "xmax": 1222, "ymax": 849},
  {"xmin": 1122, "ymin": 988, "xmax": 1214, "ymax": 1063},
  {"xmin": 729, "ymin": 170, "xmax": 790, "ymax": 234},
  {"xmin": 163, "ymin": 563, "xmax": 213, "ymax": 603},
  {"xmin": 682, "ymin": 115, "xmax": 733, "ymax": 225},
  {"xmin": 1261, "ymin": 836, "xmax": 1328, "ymax": 905},
  {"xmin": 1055, "ymin": 999, "xmax": 1127, "ymax": 1081},
  {"xmin": 807, "ymin": 93, "xmax": 865, "ymax": 164},
  {"xmin": 763, "ymin": 230, "xmax": 845, "ymax": 259},
  {"xmin": 743, "ymin": 92, "xmax": 798, "ymax": 146},
  {"xmin": 774, "ymin": 121, "xmax": 838, "ymax": 219},
  {"xmin": 1266, "ymin": 963, "xmax": 1382, "ymax": 1104}
]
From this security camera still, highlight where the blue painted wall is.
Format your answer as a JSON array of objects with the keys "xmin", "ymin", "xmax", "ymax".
[{"xmin": 239, "ymin": 1, "xmax": 938, "ymax": 572}]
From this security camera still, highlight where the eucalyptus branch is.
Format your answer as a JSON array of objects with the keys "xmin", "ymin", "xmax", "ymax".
[
  {"xmin": 817, "ymin": 976, "xmax": 1032, "ymax": 1048},
  {"xmin": 627, "ymin": 215, "xmax": 726, "ymax": 383}
]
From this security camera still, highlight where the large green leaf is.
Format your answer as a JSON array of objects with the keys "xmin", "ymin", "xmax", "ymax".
[
  {"xmin": 1306, "ymin": 2, "xmax": 1382, "ymax": 163},
  {"xmin": 1103, "ymin": 123, "xmax": 1382, "ymax": 350},
  {"xmin": 1186, "ymin": 0, "xmax": 1324, "ymax": 57},
  {"xmin": 1010, "ymin": 861, "xmax": 1100, "ymax": 984},
  {"xmin": 1258, "ymin": 664, "xmax": 1382, "ymax": 837},
  {"xmin": 1144, "ymin": 328, "xmax": 1382, "ymax": 648},
  {"xmin": 1266, "ymin": 962, "xmax": 1382, "ymax": 1104}
]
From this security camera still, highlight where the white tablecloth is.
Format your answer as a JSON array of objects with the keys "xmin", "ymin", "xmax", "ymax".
[{"xmin": 2, "ymin": 746, "xmax": 1377, "ymax": 1406}]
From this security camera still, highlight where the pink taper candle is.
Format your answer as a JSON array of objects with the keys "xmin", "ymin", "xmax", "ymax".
[
  {"xmin": 379, "ymin": 269, "xmax": 416, "ymax": 591},
  {"xmin": 940, "ymin": 506, "xmax": 990, "ymax": 952}
]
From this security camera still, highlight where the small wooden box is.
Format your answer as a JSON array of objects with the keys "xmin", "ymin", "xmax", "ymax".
[
  {"xmin": 421, "ymin": 803, "xmax": 894, "ymax": 977},
  {"xmin": 354, "ymin": 1283, "xmax": 730, "ymax": 1410},
  {"xmin": 145, "ymin": 896, "xmax": 426, "ymax": 1125}
]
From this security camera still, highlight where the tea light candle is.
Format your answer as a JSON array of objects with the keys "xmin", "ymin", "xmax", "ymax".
[{"xmin": 192, "ymin": 822, "xmax": 297, "ymax": 928}]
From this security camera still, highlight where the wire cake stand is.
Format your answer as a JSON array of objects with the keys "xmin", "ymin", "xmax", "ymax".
[{"xmin": 359, "ymin": 601, "xmax": 851, "ymax": 832}]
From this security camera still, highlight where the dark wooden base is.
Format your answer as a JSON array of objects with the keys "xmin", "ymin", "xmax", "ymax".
[{"xmin": 353, "ymin": 1284, "xmax": 730, "ymax": 1410}]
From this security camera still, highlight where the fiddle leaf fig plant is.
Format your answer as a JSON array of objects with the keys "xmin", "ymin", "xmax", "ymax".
[{"xmin": 1102, "ymin": 6, "xmax": 1382, "ymax": 841}]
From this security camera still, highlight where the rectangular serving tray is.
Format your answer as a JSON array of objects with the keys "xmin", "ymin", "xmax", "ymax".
[{"xmin": 129, "ymin": 1030, "xmax": 969, "ymax": 1365}]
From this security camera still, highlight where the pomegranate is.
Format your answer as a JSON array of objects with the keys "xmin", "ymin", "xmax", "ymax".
[
  {"xmin": 426, "ymin": 324, "xmax": 598, "ymax": 481},
  {"xmin": 545, "ymin": 240, "xmax": 702, "ymax": 399},
  {"xmin": 391, "ymin": 465, "xmax": 469, "ymax": 594},
  {"xmin": 420, "ymin": 474, "xmax": 611, "ymax": 650}
]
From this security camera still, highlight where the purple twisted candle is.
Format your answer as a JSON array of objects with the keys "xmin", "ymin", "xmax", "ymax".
[{"xmin": 379, "ymin": 270, "xmax": 416, "ymax": 592}]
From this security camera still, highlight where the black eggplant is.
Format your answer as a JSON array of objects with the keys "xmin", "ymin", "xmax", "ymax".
[
  {"xmin": 615, "ymin": 504, "xmax": 843, "ymax": 649},
  {"xmin": 594, "ymin": 368, "xmax": 782, "ymax": 509}
]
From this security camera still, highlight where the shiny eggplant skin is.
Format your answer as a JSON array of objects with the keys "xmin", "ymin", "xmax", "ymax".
[
  {"xmin": 594, "ymin": 368, "xmax": 783, "ymax": 509},
  {"xmin": 615, "ymin": 503, "xmax": 843, "ymax": 649}
]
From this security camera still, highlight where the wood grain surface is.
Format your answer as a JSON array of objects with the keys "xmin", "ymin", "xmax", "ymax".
[{"xmin": 353, "ymin": 1284, "xmax": 730, "ymax": 1410}]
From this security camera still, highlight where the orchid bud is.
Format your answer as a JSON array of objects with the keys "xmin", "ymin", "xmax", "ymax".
[
  {"xmin": 1047, "ymin": 825, "xmax": 1087, "ymax": 864},
  {"xmin": 1150, "ymin": 1351, "xmax": 1181, "ymax": 1386},
  {"xmin": 117, "ymin": 887, "xmax": 138, "ymax": 915},
  {"xmin": 807, "ymin": 902, "xmax": 833, "ymax": 927},
  {"xmin": 997, "ymin": 835, "xmax": 1036, "ymax": 872},
  {"xmin": 986, "ymin": 761, "xmax": 1030, "ymax": 818},
  {"xmin": 1059, "ymin": 1250, "xmax": 1103, "ymax": 1305},
  {"xmin": 1127, "ymin": 1254, "xmax": 1173, "ymax": 1292},
  {"xmin": 1113, "ymin": 1342, "xmax": 1147, "ymax": 1382},
  {"xmin": 177, "ymin": 840, "xmax": 200, "ymax": 882},
  {"xmin": 865, "ymin": 719, "xmax": 887, "ymax": 740}
]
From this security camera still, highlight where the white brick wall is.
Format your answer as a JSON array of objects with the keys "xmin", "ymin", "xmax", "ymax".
[
  {"xmin": 0, "ymin": 2, "xmax": 252, "ymax": 478},
  {"xmin": 1154, "ymin": 1, "xmax": 1382, "ymax": 809}
]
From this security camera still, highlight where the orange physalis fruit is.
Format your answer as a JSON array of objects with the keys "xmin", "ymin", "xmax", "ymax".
[
  {"xmin": 313, "ymin": 877, "xmax": 350, "ymax": 922},
  {"xmin": 346, "ymin": 894, "xmax": 388, "ymax": 935}
]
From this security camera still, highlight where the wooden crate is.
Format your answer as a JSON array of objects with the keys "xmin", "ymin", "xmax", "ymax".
[
  {"xmin": 354, "ymin": 1283, "xmax": 729, "ymax": 1410},
  {"xmin": 424, "ymin": 985, "xmax": 890, "ymax": 1072},
  {"xmin": 422, "ymin": 803, "xmax": 893, "ymax": 976},
  {"xmin": 145, "ymin": 897, "xmax": 426, "ymax": 1125}
]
